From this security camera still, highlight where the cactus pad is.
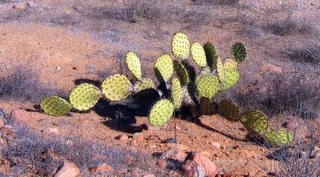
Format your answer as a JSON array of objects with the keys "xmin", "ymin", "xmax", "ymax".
[
  {"xmin": 126, "ymin": 51, "xmax": 142, "ymax": 81},
  {"xmin": 196, "ymin": 74, "xmax": 220, "ymax": 99},
  {"xmin": 240, "ymin": 110, "xmax": 269, "ymax": 134},
  {"xmin": 231, "ymin": 42, "xmax": 247, "ymax": 64},
  {"xmin": 149, "ymin": 99, "xmax": 174, "ymax": 127},
  {"xmin": 221, "ymin": 69, "xmax": 240, "ymax": 90},
  {"xmin": 172, "ymin": 32, "xmax": 190, "ymax": 60},
  {"xmin": 203, "ymin": 41, "xmax": 217, "ymax": 70},
  {"xmin": 264, "ymin": 128, "xmax": 294, "ymax": 146},
  {"xmin": 69, "ymin": 83, "xmax": 102, "ymax": 111},
  {"xmin": 200, "ymin": 97, "xmax": 216, "ymax": 115},
  {"xmin": 173, "ymin": 60, "xmax": 189, "ymax": 86},
  {"xmin": 40, "ymin": 96, "xmax": 72, "ymax": 116},
  {"xmin": 171, "ymin": 77, "xmax": 183, "ymax": 108},
  {"xmin": 154, "ymin": 54, "xmax": 174, "ymax": 84},
  {"xmin": 218, "ymin": 99, "xmax": 241, "ymax": 122},
  {"xmin": 216, "ymin": 56, "xmax": 225, "ymax": 83},
  {"xmin": 223, "ymin": 58, "xmax": 238, "ymax": 70},
  {"xmin": 191, "ymin": 42, "xmax": 207, "ymax": 67},
  {"xmin": 101, "ymin": 74, "xmax": 133, "ymax": 101},
  {"xmin": 134, "ymin": 78, "xmax": 156, "ymax": 93}
]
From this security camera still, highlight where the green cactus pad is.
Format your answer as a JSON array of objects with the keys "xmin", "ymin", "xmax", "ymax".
[
  {"xmin": 101, "ymin": 74, "xmax": 133, "ymax": 101},
  {"xmin": 134, "ymin": 78, "xmax": 156, "ymax": 93},
  {"xmin": 216, "ymin": 56, "xmax": 225, "ymax": 83},
  {"xmin": 126, "ymin": 51, "xmax": 142, "ymax": 81},
  {"xmin": 217, "ymin": 99, "xmax": 241, "ymax": 122},
  {"xmin": 203, "ymin": 41, "xmax": 217, "ymax": 70},
  {"xmin": 149, "ymin": 99, "xmax": 174, "ymax": 127},
  {"xmin": 264, "ymin": 128, "xmax": 294, "ymax": 147},
  {"xmin": 173, "ymin": 60, "xmax": 189, "ymax": 86},
  {"xmin": 223, "ymin": 58, "xmax": 238, "ymax": 70},
  {"xmin": 172, "ymin": 32, "xmax": 190, "ymax": 60},
  {"xmin": 154, "ymin": 54, "xmax": 174, "ymax": 84},
  {"xmin": 171, "ymin": 77, "xmax": 183, "ymax": 108},
  {"xmin": 231, "ymin": 42, "xmax": 247, "ymax": 64},
  {"xmin": 69, "ymin": 83, "xmax": 102, "ymax": 111},
  {"xmin": 191, "ymin": 42, "xmax": 207, "ymax": 67},
  {"xmin": 221, "ymin": 69, "xmax": 240, "ymax": 90},
  {"xmin": 200, "ymin": 97, "xmax": 216, "ymax": 115},
  {"xmin": 40, "ymin": 96, "xmax": 72, "ymax": 116},
  {"xmin": 196, "ymin": 74, "xmax": 220, "ymax": 99},
  {"xmin": 240, "ymin": 110, "xmax": 269, "ymax": 134}
]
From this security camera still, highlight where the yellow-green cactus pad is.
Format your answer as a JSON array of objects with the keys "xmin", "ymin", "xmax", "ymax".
[
  {"xmin": 149, "ymin": 99, "xmax": 174, "ymax": 127},
  {"xmin": 216, "ymin": 56, "xmax": 224, "ymax": 83},
  {"xmin": 173, "ymin": 60, "xmax": 189, "ymax": 86},
  {"xmin": 203, "ymin": 41, "xmax": 217, "ymax": 70},
  {"xmin": 196, "ymin": 74, "xmax": 220, "ymax": 99},
  {"xmin": 40, "ymin": 96, "xmax": 72, "ymax": 116},
  {"xmin": 231, "ymin": 42, "xmax": 247, "ymax": 64},
  {"xmin": 171, "ymin": 77, "xmax": 183, "ymax": 108},
  {"xmin": 172, "ymin": 32, "xmax": 190, "ymax": 60},
  {"xmin": 69, "ymin": 83, "xmax": 102, "ymax": 111},
  {"xmin": 191, "ymin": 42, "xmax": 207, "ymax": 67},
  {"xmin": 223, "ymin": 58, "xmax": 238, "ymax": 70},
  {"xmin": 154, "ymin": 54, "xmax": 174, "ymax": 83},
  {"xmin": 200, "ymin": 97, "xmax": 216, "ymax": 115},
  {"xmin": 126, "ymin": 51, "xmax": 142, "ymax": 81},
  {"xmin": 217, "ymin": 99, "xmax": 241, "ymax": 122},
  {"xmin": 134, "ymin": 78, "xmax": 156, "ymax": 93},
  {"xmin": 240, "ymin": 110, "xmax": 269, "ymax": 134},
  {"xmin": 264, "ymin": 128, "xmax": 294, "ymax": 147},
  {"xmin": 221, "ymin": 69, "xmax": 240, "ymax": 90},
  {"xmin": 101, "ymin": 74, "xmax": 133, "ymax": 101}
]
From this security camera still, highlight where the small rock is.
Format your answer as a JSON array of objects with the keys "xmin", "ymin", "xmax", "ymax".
[
  {"xmin": 285, "ymin": 119, "xmax": 299, "ymax": 132},
  {"xmin": 260, "ymin": 63, "xmax": 283, "ymax": 73},
  {"xmin": 181, "ymin": 152, "xmax": 218, "ymax": 177},
  {"xmin": 54, "ymin": 162, "xmax": 80, "ymax": 177},
  {"xmin": 47, "ymin": 127, "xmax": 60, "ymax": 136},
  {"xmin": 11, "ymin": 109, "xmax": 31, "ymax": 126},
  {"xmin": 133, "ymin": 132, "xmax": 144, "ymax": 142},
  {"xmin": 72, "ymin": 66, "xmax": 80, "ymax": 71},
  {"xmin": 210, "ymin": 142, "xmax": 221, "ymax": 149},
  {"xmin": 12, "ymin": 2, "xmax": 30, "ymax": 10},
  {"xmin": 0, "ymin": 119, "xmax": 4, "ymax": 128},
  {"xmin": 90, "ymin": 163, "xmax": 113, "ymax": 174},
  {"xmin": 156, "ymin": 159, "xmax": 167, "ymax": 169},
  {"xmin": 143, "ymin": 174, "xmax": 156, "ymax": 177},
  {"xmin": 115, "ymin": 134, "xmax": 128, "ymax": 141}
]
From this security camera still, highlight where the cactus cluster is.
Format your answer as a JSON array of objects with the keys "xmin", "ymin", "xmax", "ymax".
[{"xmin": 216, "ymin": 99, "xmax": 294, "ymax": 147}]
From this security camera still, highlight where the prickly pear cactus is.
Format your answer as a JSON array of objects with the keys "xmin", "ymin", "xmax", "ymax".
[
  {"xmin": 218, "ymin": 99, "xmax": 241, "ymax": 122},
  {"xmin": 126, "ymin": 51, "xmax": 142, "ymax": 81},
  {"xmin": 240, "ymin": 110, "xmax": 269, "ymax": 134},
  {"xmin": 203, "ymin": 41, "xmax": 217, "ymax": 70},
  {"xmin": 40, "ymin": 96, "xmax": 72, "ymax": 116},
  {"xmin": 172, "ymin": 32, "xmax": 190, "ymax": 60},
  {"xmin": 101, "ymin": 74, "xmax": 133, "ymax": 101},
  {"xmin": 216, "ymin": 56, "xmax": 225, "ymax": 84},
  {"xmin": 221, "ymin": 69, "xmax": 240, "ymax": 90},
  {"xmin": 134, "ymin": 78, "xmax": 156, "ymax": 93},
  {"xmin": 173, "ymin": 60, "xmax": 190, "ymax": 86},
  {"xmin": 264, "ymin": 128, "xmax": 294, "ymax": 147},
  {"xmin": 171, "ymin": 77, "xmax": 183, "ymax": 108},
  {"xmin": 69, "ymin": 83, "xmax": 102, "ymax": 111},
  {"xmin": 200, "ymin": 97, "xmax": 216, "ymax": 115},
  {"xmin": 154, "ymin": 54, "xmax": 174, "ymax": 84},
  {"xmin": 149, "ymin": 99, "xmax": 175, "ymax": 126},
  {"xmin": 196, "ymin": 74, "xmax": 220, "ymax": 99},
  {"xmin": 223, "ymin": 58, "xmax": 238, "ymax": 70},
  {"xmin": 191, "ymin": 42, "xmax": 207, "ymax": 67},
  {"xmin": 231, "ymin": 42, "xmax": 247, "ymax": 64}
]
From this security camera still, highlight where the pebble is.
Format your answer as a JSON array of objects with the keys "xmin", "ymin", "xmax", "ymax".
[{"xmin": 54, "ymin": 162, "xmax": 80, "ymax": 177}]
